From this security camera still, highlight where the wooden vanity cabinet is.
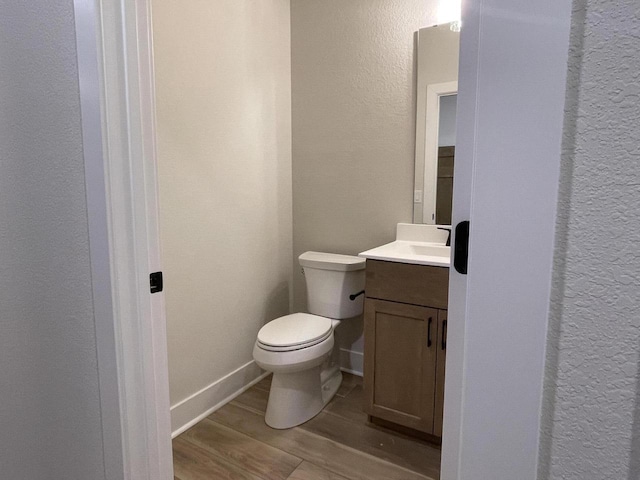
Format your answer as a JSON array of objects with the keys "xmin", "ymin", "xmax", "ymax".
[{"xmin": 363, "ymin": 259, "xmax": 448, "ymax": 438}]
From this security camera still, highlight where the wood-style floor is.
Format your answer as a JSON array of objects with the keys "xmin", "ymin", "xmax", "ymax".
[{"xmin": 173, "ymin": 373, "xmax": 441, "ymax": 480}]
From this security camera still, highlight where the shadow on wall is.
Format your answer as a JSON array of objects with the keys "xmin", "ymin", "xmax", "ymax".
[
  {"xmin": 537, "ymin": 1, "xmax": 586, "ymax": 477},
  {"xmin": 630, "ymin": 357, "xmax": 640, "ymax": 479},
  {"xmin": 294, "ymin": 278, "xmax": 364, "ymax": 374},
  {"xmin": 260, "ymin": 281, "xmax": 291, "ymax": 327},
  {"xmin": 337, "ymin": 315, "xmax": 364, "ymax": 349},
  {"xmin": 335, "ymin": 314, "xmax": 364, "ymax": 374}
]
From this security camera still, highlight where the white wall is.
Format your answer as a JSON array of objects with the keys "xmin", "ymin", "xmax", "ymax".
[
  {"xmin": 151, "ymin": 0, "xmax": 293, "ymax": 416},
  {"xmin": 0, "ymin": 1, "xmax": 105, "ymax": 478},
  {"xmin": 438, "ymin": 94, "xmax": 457, "ymax": 147},
  {"xmin": 291, "ymin": 0, "xmax": 437, "ymax": 372},
  {"xmin": 539, "ymin": 0, "xmax": 640, "ymax": 478}
]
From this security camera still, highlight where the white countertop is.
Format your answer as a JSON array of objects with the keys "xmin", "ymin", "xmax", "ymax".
[
  {"xmin": 359, "ymin": 240, "xmax": 450, "ymax": 267},
  {"xmin": 358, "ymin": 224, "xmax": 451, "ymax": 267}
]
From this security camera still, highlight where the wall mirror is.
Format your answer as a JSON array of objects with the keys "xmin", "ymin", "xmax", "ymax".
[{"xmin": 413, "ymin": 22, "xmax": 461, "ymax": 224}]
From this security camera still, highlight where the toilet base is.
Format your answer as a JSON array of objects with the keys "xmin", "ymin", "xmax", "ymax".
[{"xmin": 265, "ymin": 365, "xmax": 342, "ymax": 429}]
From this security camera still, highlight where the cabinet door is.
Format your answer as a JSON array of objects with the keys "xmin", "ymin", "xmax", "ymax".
[
  {"xmin": 364, "ymin": 298, "xmax": 438, "ymax": 433},
  {"xmin": 433, "ymin": 309, "xmax": 447, "ymax": 437}
]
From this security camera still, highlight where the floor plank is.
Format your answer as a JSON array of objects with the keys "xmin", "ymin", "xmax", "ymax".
[
  {"xmin": 209, "ymin": 402, "xmax": 433, "ymax": 480},
  {"xmin": 235, "ymin": 374, "xmax": 364, "ymax": 418},
  {"xmin": 254, "ymin": 372, "xmax": 360, "ymax": 398},
  {"xmin": 182, "ymin": 417, "xmax": 302, "ymax": 480},
  {"xmin": 325, "ymin": 385, "xmax": 368, "ymax": 424},
  {"xmin": 287, "ymin": 461, "xmax": 350, "ymax": 480},
  {"xmin": 231, "ymin": 385, "xmax": 270, "ymax": 414},
  {"xmin": 253, "ymin": 374, "xmax": 272, "ymax": 392},
  {"xmin": 335, "ymin": 373, "xmax": 362, "ymax": 398},
  {"xmin": 176, "ymin": 373, "xmax": 439, "ymax": 480},
  {"xmin": 172, "ymin": 436, "xmax": 264, "ymax": 480},
  {"xmin": 299, "ymin": 410, "xmax": 440, "ymax": 479}
]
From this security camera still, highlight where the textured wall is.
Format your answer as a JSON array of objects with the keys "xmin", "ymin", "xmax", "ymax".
[
  {"xmin": 152, "ymin": 0, "xmax": 292, "ymax": 406},
  {"xmin": 539, "ymin": 1, "xmax": 640, "ymax": 478},
  {"xmin": 0, "ymin": 1, "xmax": 105, "ymax": 478},
  {"xmin": 291, "ymin": 0, "xmax": 437, "ymax": 359}
]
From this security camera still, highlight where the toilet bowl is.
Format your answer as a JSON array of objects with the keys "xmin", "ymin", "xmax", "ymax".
[{"xmin": 253, "ymin": 252, "xmax": 365, "ymax": 429}]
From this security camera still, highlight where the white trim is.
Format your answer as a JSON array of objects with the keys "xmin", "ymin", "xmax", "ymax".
[
  {"xmin": 73, "ymin": 1, "xmax": 124, "ymax": 477},
  {"xmin": 76, "ymin": 0, "xmax": 173, "ymax": 478},
  {"xmin": 170, "ymin": 361, "xmax": 267, "ymax": 438},
  {"xmin": 440, "ymin": 1, "xmax": 481, "ymax": 475},
  {"xmin": 423, "ymin": 81, "xmax": 458, "ymax": 224},
  {"xmin": 339, "ymin": 348, "xmax": 364, "ymax": 377},
  {"xmin": 123, "ymin": 1, "xmax": 173, "ymax": 476},
  {"xmin": 340, "ymin": 367, "xmax": 364, "ymax": 377}
]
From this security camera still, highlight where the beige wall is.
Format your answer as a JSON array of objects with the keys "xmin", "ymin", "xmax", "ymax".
[
  {"xmin": 291, "ymin": 0, "xmax": 437, "ymax": 364},
  {"xmin": 152, "ymin": 0, "xmax": 292, "ymax": 406}
]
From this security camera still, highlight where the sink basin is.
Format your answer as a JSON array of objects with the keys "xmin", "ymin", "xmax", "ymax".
[
  {"xmin": 359, "ymin": 240, "xmax": 451, "ymax": 267},
  {"xmin": 404, "ymin": 243, "xmax": 450, "ymax": 257}
]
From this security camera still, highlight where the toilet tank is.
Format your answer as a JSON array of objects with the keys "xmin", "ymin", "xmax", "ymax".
[{"xmin": 299, "ymin": 251, "xmax": 366, "ymax": 319}]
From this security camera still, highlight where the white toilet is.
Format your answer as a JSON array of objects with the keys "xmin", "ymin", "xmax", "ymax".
[{"xmin": 252, "ymin": 251, "xmax": 366, "ymax": 429}]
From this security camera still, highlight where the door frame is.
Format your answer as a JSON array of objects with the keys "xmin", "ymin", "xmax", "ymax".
[
  {"xmin": 74, "ymin": 0, "xmax": 173, "ymax": 478},
  {"xmin": 75, "ymin": 0, "xmax": 573, "ymax": 479}
]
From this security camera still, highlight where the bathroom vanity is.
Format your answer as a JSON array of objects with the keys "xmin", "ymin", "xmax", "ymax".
[
  {"xmin": 356, "ymin": 21, "xmax": 459, "ymax": 441},
  {"xmin": 359, "ymin": 224, "xmax": 451, "ymax": 440}
]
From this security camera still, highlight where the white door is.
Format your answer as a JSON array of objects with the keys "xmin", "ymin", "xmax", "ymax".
[{"xmin": 441, "ymin": 0, "xmax": 573, "ymax": 479}]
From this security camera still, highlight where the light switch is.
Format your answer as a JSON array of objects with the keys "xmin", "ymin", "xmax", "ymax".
[{"xmin": 414, "ymin": 190, "xmax": 423, "ymax": 203}]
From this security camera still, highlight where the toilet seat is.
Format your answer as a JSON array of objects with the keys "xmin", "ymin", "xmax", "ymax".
[
  {"xmin": 257, "ymin": 313, "xmax": 333, "ymax": 352},
  {"xmin": 257, "ymin": 331, "xmax": 332, "ymax": 352}
]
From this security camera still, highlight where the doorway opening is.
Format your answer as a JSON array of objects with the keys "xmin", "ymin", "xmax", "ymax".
[
  {"xmin": 151, "ymin": 3, "xmax": 454, "ymax": 479},
  {"xmin": 82, "ymin": 0, "xmax": 575, "ymax": 478}
]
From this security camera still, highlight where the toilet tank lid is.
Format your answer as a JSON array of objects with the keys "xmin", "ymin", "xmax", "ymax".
[{"xmin": 299, "ymin": 251, "xmax": 365, "ymax": 272}]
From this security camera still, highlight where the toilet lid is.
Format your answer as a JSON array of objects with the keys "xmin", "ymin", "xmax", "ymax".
[{"xmin": 257, "ymin": 313, "xmax": 332, "ymax": 348}]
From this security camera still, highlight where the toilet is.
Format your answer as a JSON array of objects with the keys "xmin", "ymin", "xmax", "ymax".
[{"xmin": 252, "ymin": 251, "xmax": 366, "ymax": 429}]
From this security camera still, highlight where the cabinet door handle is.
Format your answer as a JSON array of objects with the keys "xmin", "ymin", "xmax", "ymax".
[
  {"xmin": 442, "ymin": 319, "xmax": 447, "ymax": 350},
  {"xmin": 427, "ymin": 317, "xmax": 433, "ymax": 347}
]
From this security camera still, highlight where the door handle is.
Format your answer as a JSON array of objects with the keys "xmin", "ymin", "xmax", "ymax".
[
  {"xmin": 427, "ymin": 317, "xmax": 433, "ymax": 347},
  {"xmin": 454, "ymin": 220, "xmax": 470, "ymax": 275},
  {"xmin": 442, "ymin": 319, "xmax": 447, "ymax": 350}
]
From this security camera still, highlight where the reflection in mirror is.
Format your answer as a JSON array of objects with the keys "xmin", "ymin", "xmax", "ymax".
[
  {"xmin": 436, "ymin": 94, "xmax": 456, "ymax": 225},
  {"xmin": 413, "ymin": 23, "xmax": 460, "ymax": 224}
]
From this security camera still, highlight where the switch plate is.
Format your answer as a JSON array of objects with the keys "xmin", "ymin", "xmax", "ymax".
[{"xmin": 414, "ymin": 190, "xmax": 423, "ymax": 203}]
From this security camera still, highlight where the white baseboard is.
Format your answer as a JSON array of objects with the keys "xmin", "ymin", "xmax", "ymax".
[
  {"xmin": 170, "ymin": 360, "xmax": 267, "ymax": 438},
  {"xmin": 339, "ymin": 348, "xmax": 363, "ymax": 377}
]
